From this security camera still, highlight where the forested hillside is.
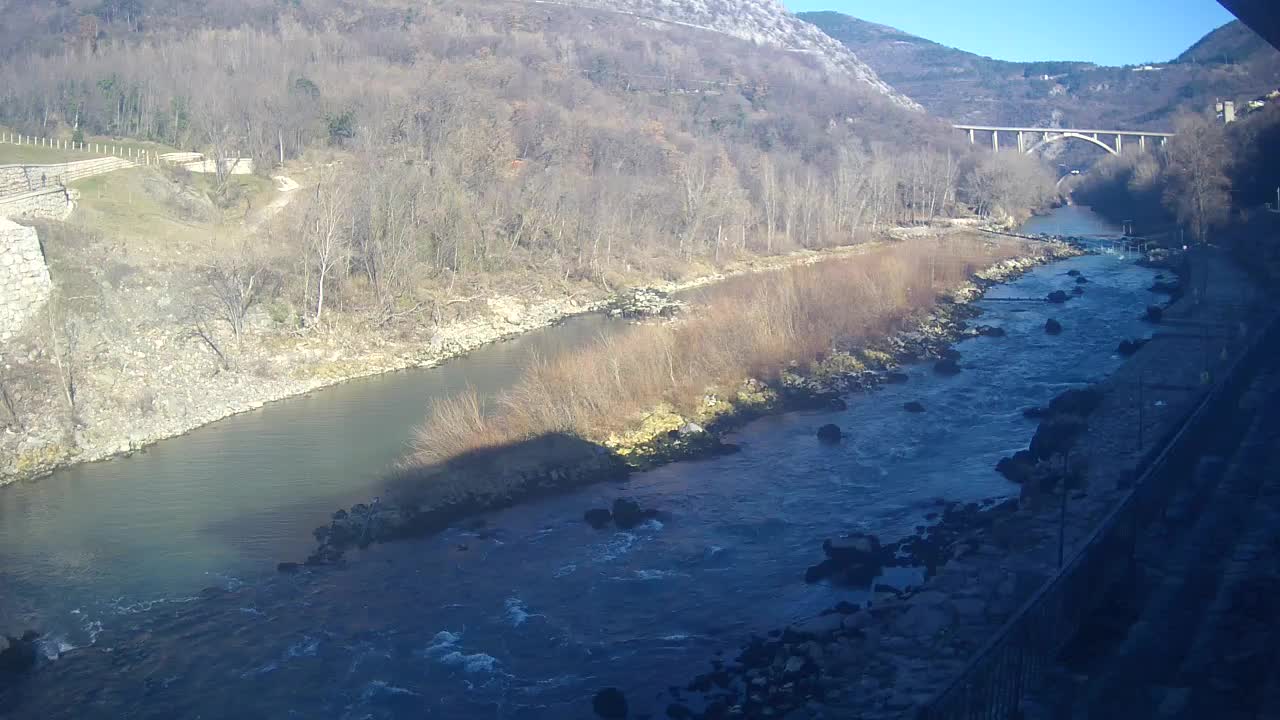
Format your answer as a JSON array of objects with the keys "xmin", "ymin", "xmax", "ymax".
[{"xmin": 804, "ymin": 12, "xmax": 1280, "ymax": 131}]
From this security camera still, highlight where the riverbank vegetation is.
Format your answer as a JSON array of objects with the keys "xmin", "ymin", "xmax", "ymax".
[
  {"xmin": 0, "ymin": 0, "xmax": 1065, "ymax": 483},
  {"xmin": 1072, "ymin": 107, "xmax": 1280, "ymax": 278},
  {"xmin": 411, "ymin": 233, "xmax": 1034, "ymax": 465}
]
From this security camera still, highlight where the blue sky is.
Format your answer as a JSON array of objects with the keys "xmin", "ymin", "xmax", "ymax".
[{"xmin": 784, "ymin": 0, "xmax": 1237, "ymax": 66}]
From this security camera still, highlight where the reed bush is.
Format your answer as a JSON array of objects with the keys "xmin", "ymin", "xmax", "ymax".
[{"xmin": 410, "ymin": 234, "xmax": 1030, "ymax": 465}]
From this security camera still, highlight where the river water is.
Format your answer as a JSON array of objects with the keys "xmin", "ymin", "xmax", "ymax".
[{"xmin": 0, "ymin": 207, "xmax": 1160, "ymax": 719}]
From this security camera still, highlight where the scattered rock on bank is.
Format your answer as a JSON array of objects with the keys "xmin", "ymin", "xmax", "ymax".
[
  {"xmin": 816, "ymin": 424, "xmax": 843, "ymax": 444},
  {"xmin": 1045, "ymin": 318, "xmax": 1063, "ymax": 335},
  {"xmin": 996, "ymin": 449, "xmax": 1038, "ymax": 484},
  {"xmin": 805, "ymin": 533, "xmax": 887, "ymax": 586},
  {"xmin": 593, "ymin": 687, "xmax": 628, "ymax": 718},
  {"xmin": 607, "ymin": 288, "xmax": 683, "ymax": 320},
  {"xmin": 903, "ymin": 401, "xmax": 926, "ymax": 413}
]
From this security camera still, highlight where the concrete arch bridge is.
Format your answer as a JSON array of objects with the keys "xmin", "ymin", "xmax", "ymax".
[{"xmin": 954, "ymin": 125, "xmax": 1176, "ymax": 156}]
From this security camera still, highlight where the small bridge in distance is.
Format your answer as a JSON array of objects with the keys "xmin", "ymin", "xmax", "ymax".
[{"xmin": 954, "ymin": 125, "xmax": 1176, "ymax": 156}]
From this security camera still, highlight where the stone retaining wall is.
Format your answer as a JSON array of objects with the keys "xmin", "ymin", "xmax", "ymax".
[
  {"xmin": 0, "ymin": 218, "xmax": 52, "ymax": 342},
  {"xmin": 0, "ymin": 158, "xmax": 135, "ymax": 198},
  {"xmin": 0, "ymin": 187, "xmax": 74, "ymax": 221}
]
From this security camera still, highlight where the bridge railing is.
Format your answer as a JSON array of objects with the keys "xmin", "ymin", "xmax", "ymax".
[{"xmin": 914, "ymin": 309, "xmax": 1279, "ymax": 720}]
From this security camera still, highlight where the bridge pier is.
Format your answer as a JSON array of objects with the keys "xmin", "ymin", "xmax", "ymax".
[
  {"xmin": 969, "ymin": 128, "xmax": 975, "ymax": 145},
  {"xmin": 993, "ymin": 131, "xmax": 999, "ymax": 152},
  {"xmin": 1018, "ymin": 131, "xmax": 1025, "ymax": 153},
  {"xmin": 1116, "ymin": 134, "xmax": 1123, "ymax": 155}
]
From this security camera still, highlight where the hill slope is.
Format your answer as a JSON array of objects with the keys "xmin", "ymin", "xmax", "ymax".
[
  {"xmin": 531, "ymin": 0, "xmax": 919, "ymax": 108},
  {"xmin": 802, "ymin": 12, "xmax": 1280, "ymax": 130}
]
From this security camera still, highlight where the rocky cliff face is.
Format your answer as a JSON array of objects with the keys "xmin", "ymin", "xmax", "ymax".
[{"xmin": 535, "ymin": 0, "xmax": 921, "ymax": 110}]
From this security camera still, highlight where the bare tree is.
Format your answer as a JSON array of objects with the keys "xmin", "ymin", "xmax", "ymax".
[
  {"xmin": 205, "ymin": 237, "xmax": 276, "ymax": 343},
  {"xmin": 1163, "ymin": 113, "xmax": 1232, "ymax": 243},
  {"xmin": 299, "ymin": 168, "xmax": 352, "ymax": 325}
]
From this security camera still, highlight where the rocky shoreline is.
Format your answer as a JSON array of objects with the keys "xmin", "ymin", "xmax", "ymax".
[
  {"xmin": 648, "ymin": 247, "xmax": 1266, "ymax": 720},
  {"xmin": 301, "ymin": 240, "xmax": 1084, "ymax": 567}
]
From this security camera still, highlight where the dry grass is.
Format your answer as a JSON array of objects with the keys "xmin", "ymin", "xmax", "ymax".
[{"xmin": 410, "ymin": 234, "xmax": 1031, "ymax": 465}]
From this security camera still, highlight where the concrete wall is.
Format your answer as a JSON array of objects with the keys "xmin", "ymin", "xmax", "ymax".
[{"xmin": 0, "ymin": 218, "xmax": 53, "ymax": 342}]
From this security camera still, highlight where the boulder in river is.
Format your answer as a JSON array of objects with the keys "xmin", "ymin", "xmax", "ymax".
[
  {"xmin": 593, "ymin": 687, "xmax": 629, "ymax": 718},
  {"xmin": 1067, "ymin": 269, "xmax": 1081, "ymax": 277},
  {"xmin": 816, "ymin": 424, "xmax": 843, "ymax": 444},
  {"xmin": 884, "ymin": 372, "xmax": 909, "ymax": 384},
  {"xmin": 933, "ymin": 358, "xmax": 961, "ymax": 376},
  {"xmin": 1144, "ymin": 305, "xmax": 1164, "ymax": 323},
  {"xmin": 1047, "ymin": 290, "xmax": 1069, "ymax": 304},
  {"xmin": 1117, "ymin": 338, "xmax": 1148, "ymax": 356},
  {"xmin": 610, "ymin": 498, "xmax": 658, "ymax": 530},
  {"xmin": 826, "ymin": 396, "xmax": 848, "ymax": 411},
  {"xmin": 1045, "ymin": 318, "xmax": 1063, "ymax": 335},
  {"xmin": 584, "ymin": 508, "xmax": 613, "ymax": 529},
  {"xmin": 903, "ymin": 401, "xmax": 926, "ymax": 413},
  {"xmin": 976, "ymin": 325, "xmax": 1007, "ymax": 338},
  {"xmin": 1022, "ymin": 406, "xmax": 1049, "ymax": 419},
  {"xmin": 1075, "ymin": 276, "xmax": 1089, "ymax": 284},
  {"xmin": 0, "ymin": 631, "xmax": 39, "ymax": 678},
  {"xmin": 276, "ymin": 562, "xmax": 300, "ymax": 574},
  {"xmin": 1072, "ymin": 286, "xmax": 1085, "ymax": 295}
]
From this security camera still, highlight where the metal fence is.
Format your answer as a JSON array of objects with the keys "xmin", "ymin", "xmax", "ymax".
[{"xmin": 916, "ymin": 311, "xmax": 1279, "ymax": 720}]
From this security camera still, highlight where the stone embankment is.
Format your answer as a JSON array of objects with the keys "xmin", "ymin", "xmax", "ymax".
[{"xmin": 0, "ymin": 218, "xmax": 52, "ymax": 342}]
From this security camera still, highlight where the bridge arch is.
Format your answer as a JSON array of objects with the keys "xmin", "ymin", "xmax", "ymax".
[{"xmin": 1025, "ymin": 132, "xmax": 1118, "ymax": 157}]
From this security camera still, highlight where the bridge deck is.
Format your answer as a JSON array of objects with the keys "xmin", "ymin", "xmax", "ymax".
[{"xmin": 953, "ymin": 124, "xmax": 1175, "ymax": 137}]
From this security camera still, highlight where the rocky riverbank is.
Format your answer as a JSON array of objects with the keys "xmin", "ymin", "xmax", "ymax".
[
  {"xmin": 301, "ymin": 240, "xmax": 1083, "ymax": 566},
  {"xmin": 650, "ymin": 246, "xmax": 1267, "ymax": 720}
]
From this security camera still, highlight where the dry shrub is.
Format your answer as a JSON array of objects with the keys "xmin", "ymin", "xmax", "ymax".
[{"xmin": 410, "ymin": 235, "xmax": 1030, "ymax": 464}]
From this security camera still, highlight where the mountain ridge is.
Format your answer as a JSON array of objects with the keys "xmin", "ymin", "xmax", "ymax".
[{"xmin": 802, "ymin": 12, "xmax": 1280, "ymax": 131}]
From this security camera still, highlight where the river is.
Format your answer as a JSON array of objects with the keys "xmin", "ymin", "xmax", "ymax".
[{"xmin": 0, "ymin": 207, "xmax": 1161, "ymax": 719}]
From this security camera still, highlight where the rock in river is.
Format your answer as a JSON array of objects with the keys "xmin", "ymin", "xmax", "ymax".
[
  {"xmin": 584, "ymin": 508, "xmax": 613, "ymax": 529},
  {"xmin": 0, "ymin": 631, "xmax": 39, "ymax": 678},
  {"xmin": 593, "ymin": 687, "xmax": 628, "ymax": 718},
  {"xmin": 816, "ymin": 424, "xmax": 843, "ymax": 444},
  {"xmin": 1144, "ymin": 305, "xmax": 1164, "ymax": 323},
  {"xmin": 610, "ymin": 497, "xmax": 658, "ymax": 530},
  {"xmin": 1045, "ymin": 318, "xmax": 1063, "ymax": 335},
  {"xmin": 1117, "ymin": 338, "xmax": 1148, "ymax": 356},
  {"xmin": 903, "ymin": 401, "xmax": 926, "ymax": 413},
  {"xmin": 1047, "ymin": 290, "xmax": 1069, "ymax": 304},
  {"xmin": 933, "ymin": 358, "xmax": 961, "ymax": 376}
]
